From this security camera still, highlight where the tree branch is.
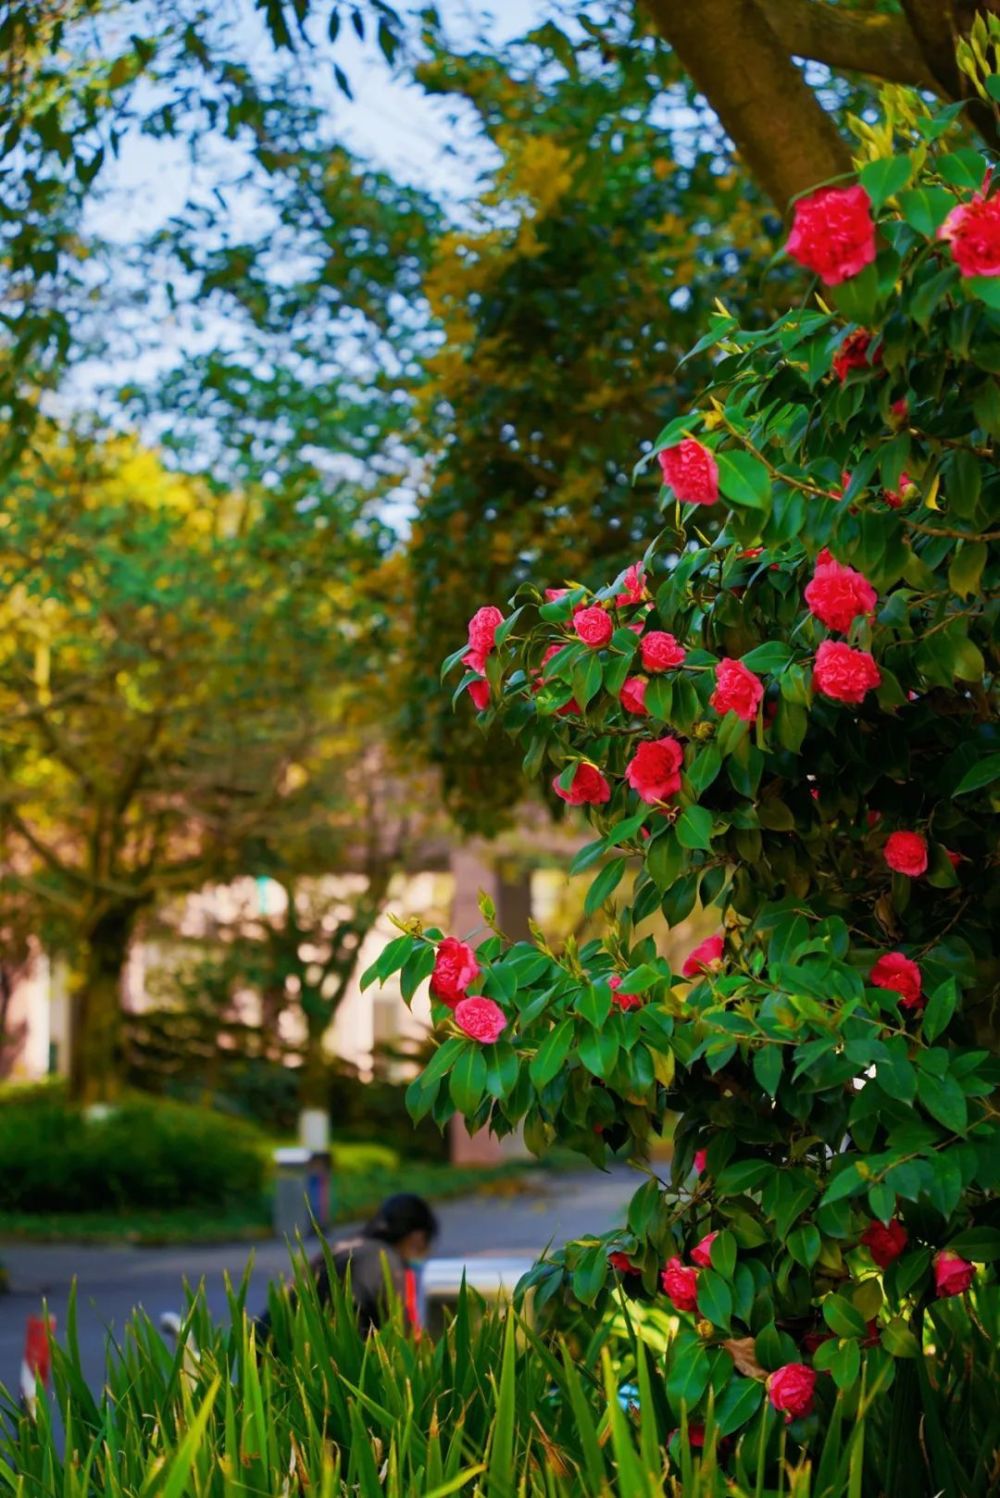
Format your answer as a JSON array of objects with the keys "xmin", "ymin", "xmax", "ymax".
[
  {"xmin": 760, "ymin": 0, "xmax": 939, "ymax": 91},
  {"xmin": 899, "ymin": 0, "xmax": 961, "ymax": 97},
  {"xmin": 640, "ymin": 0, "xmax": 855, "ymax": 210}
]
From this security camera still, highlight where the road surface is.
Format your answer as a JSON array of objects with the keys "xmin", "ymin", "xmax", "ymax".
[{"xmin": 0, "ymin": 1167, "xmax": 635, "ymax": 1393}]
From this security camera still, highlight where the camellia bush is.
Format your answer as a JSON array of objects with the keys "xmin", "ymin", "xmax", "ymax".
[{"xmin": 366, "ymin": 89, "xmax": 1000, "ymax": 1486}]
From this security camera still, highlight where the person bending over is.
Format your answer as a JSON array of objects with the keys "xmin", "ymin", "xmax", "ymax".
[{"xmin": 256, "ymin": 1193, "xmax": 438, "ymax": 1339}]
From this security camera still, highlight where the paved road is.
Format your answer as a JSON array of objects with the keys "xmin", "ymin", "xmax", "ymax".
[{"xmin": 0, "ymin": 1168, "xmax": 634, "ymax": 1393}]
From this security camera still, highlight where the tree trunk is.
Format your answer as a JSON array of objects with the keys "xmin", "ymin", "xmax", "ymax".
[
  {"xmin": 68, "ymin": 907, "xmax": 136, "ymax": 1105},
  {"xmin": 299, "ymin": 1016, "xmax": 328, "ymax": 1112},
  {"xmin": 640, "ymin": 0, "xmax": 854, "ymax": 211}
]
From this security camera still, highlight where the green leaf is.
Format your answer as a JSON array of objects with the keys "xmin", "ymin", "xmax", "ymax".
[
  {"xmin": 530, "ymin": 1018, "xmax": 575, "ymax": 1089},
  {"xmin": 740, "ymin": 640, "xmax": 793, "ymax": 674},
  {"xmin": 710, "ymin": 1229, "xmax": 737, "ymax": 1279},
  {"xmin": 916, "ymin": 1070, "xmax": 968, "ymax": 1134},
  {"xmin": 787, "ymin": 1223, "xmax": 821, "ymax": 1269},
  {"xmin": 859, "ymin": 153, "xmax": 915, "ymax": 209},
  {"xmin": 647, "ymin": 829, "xmax": 683, "ymax": 892},
  {"xmin": 948, "ymin": 541, "xmax": 987, "ymax": 600},
  {"xmin": 571, "ymin": 1244, "xmax": 608, "ymax": 1307},
  {"xmin": 676, "ymin": 804, "xmax": 714, "ymax": 851},
  {"xmin": 688, "ymin": 743, "xmax": 722, "ymax": 795},
  {"xmin": 584, "ymin": 857, "xmax": 627, "ymax": 917},
  {"xmin": 922, "ymin": 978, "xmax": 957, "ymax": 1044},
  {"xmin": 898, "ymin": 186, "xmax": 955, "ymax": 237},
  {"xmin": 449, "ymin": 1045, "xmax": 488, "ymax": 1115},
  {"xmin": 665, "ymin": 1334, "xmax": 711, "ymax": 1414},
  {"xmin": 716, "ymin": 450, "xmax": 772, "ymax": 511},
  {"xmin": 645, "ymin": 676, "xmax": 674, "ymax": 722},
  {"xmin": 696, "ymin": 1268, "xmax": 732, "ymax": 1331},
  {"xmin": 967, "ymin": 276, "xmax": 1000, "ymax": 310},
  {"xmin": 822, "ymin": 1294, "xmax": 868, "ymax": 1339},
  {"xmin": 714, "ymin": 1377, "xmax": 764, "ymax": 1437},
  {"xmin": 716, "ymin": 1159, "xmax": 772, "ymax": 1194},
  {"xmin": 945, "ymin": 1226, "xmax": 1000, "ymax": 1261},
  {"xmin": 752, "ymin": 1044, "xmax": 782, "ymax": 1098},
  {"xmin": 954, "ymin": 753, "xmax": 1000, "ymax": 795},
  {"xmin": 573, "ymin": 651, "xmax": 604, "ymax": 710}
]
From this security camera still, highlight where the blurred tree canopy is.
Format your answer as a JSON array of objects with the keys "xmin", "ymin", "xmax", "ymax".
[{"xmin": 4, "ymin": 0, "xmax": 999, "ymax": 1094}]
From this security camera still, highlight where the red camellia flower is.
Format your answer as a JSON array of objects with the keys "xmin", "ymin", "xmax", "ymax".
[
  {"xmin": 641, "ymin": 630, "xmax": 686, "ymax": 672},
  {"xmin": 861, "ymin": 1218, "xmax": 908, "ymax": 1268},
  {"xmin": 464, "ymin": 605, "xmax": 504, "ymax": 674},
  {"xmin": 467, "ymin": 677, "xmax": 490, "ymax": 711},
  {"xmin": 802, "ymin": 1328, "xmax": 834, "ymax": 1357},
  {"xmin": 657, "ymin": 439, "xmax": 719, "ymax": 505},
  {"xmin": 552, "ymin": 763, "xmax": 612, "ymax": 807},
  {"xmin": 939, "ymin": 192, "xmax": 1000, "ymax": 277},
  {"xmin": 804, "ymin": 557, "xmax": 877, "ymax": 634},
  {"xmin": 544, "ymin": 587, "xmax": 569, "ymax": 602},
  {"xmin": 625, "ymin": 736, "xmax": 684, "ymax": 803},
  {"xmin": 661, "ymin": 1256, "xmax": 699, "ymax": 1313},
  {"xmin": 882, "ymin": 470, "xmax": 913, "ymax": 509},
  {"xmin": 710, "ymin": 658, "xmax": 764, "ymax": 722},
  {"xmin": 620, "ymin": 677, "xmax": 648, "ymax": 716},
  {"xmin": 890, "ymin": 398, "xmax": 909, "ymax": 424},
  {"xmin": 682, "ymin": 934, "xmax": 724, "ymax": 979},
  {"xmin": 813, "ymin": 639, "xmax": 881, "ymax": 704},
  {"xmin": 609, "ymin": 975, "xmax": 643, "ymax": 1012},
  {"xmin": 693, "ymin": 1148, "xmax": 708, "ymax": 1175},
  {"xmin": 454, "ymin": 996, "xmax": 507, "ymax": 1044},
  {"xmin": 430, "ymin": 937, "xmax": 481, "ymax": 1008},
  {"xmin": 833, "ymin": 328, "xmax": 880, "ymax": 382},
  {"xmin": 884, "ymin": 831, "xmax": 928, "ymax": 877},
  {"xmin": 934, "ymin": 1251, "xmax": 976, "ymax": 1298},
  {"xmin": 618, "ymin": 563, "xmax": 647, "ymax": 606},
  {"xmin": 691, "ymin": 1232, "xmax": 717, "ymax": 1269},
  {"xmin": 768, "ymin": 1363, "xmax": 818, "ymax": 1421},
  {"xmin": 609, "ymin": 1250, "xmax": 641, "ymax": 1275},
  {"xmin": 574, "ymin": 605, "xmax": 613, "ymax": 649},
  {"xmin": 785, "ymin": 185, "xmax": 876, "ymax": 285},
  {"xmin": 870, "ymin": 952, "xmax": 923, "ymax": 1010},
  {"xmin": 945, "ymin": 848, "xmax": 962, "ymax": 869}
]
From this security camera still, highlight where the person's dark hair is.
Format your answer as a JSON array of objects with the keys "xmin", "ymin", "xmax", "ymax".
[{"xmin": 362, "ymin": 1193, "xmax": 439, "ymax": 1245}]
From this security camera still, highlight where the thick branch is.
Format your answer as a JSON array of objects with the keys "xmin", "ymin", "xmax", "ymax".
[
  {"xmin": 760, "ymin": 0, "xmax": 938, "ymax": 91},
  {"xmin": 640, "ymin": 0, "xmax": 854, "ymax": 210},
  {"xmin": 900, "ymin": 0, "xmax": 961, "ymax": 97}
]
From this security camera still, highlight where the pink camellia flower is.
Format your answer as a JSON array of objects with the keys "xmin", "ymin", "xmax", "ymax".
[
  {"xmin": 870, "ymin": 952, "xmax": 923, "ymax": 1010},
  {"xmin": 658, "ymin": 439, "xmax": 719, "ymax": 505},
  {"xmin": 682, "ymin": 934, "xmax": 724, "ymax": 979},
  {"xmin": 861, "ymin": 1218, "xmax": 908, "ymax": 1268},
  {"xmin": 464, "ymin": 605, "xmax": 504, "ymax": 674},
  {"xmin": 545, "ymin": 587, "xmax": 569, "ymax": 602},
  {"xmin": 934, "ymin": 1251, "xmax": 976, "ymax": 1298},
  {"xmin": 454, "ymin": 995, "xmax": 507, "ymax": 1044},
  {"xmin": 430, "ymin": 937, "xmax": 481, "ymax": 1008},
  {"xmin": 939, "ymin": 192, "xmax": 1000, "ymax": 277},
  {"xmin": 574, "ymin": 605, "xmax": 613, "ymax": 649},
  {"xmin": 884, "ymin": 831, "xmax": 928, "ymax": 877},
  {"xmin": 618, "ymin": 563, "xmax": 647, "ymax": 606},
  {"xmin": 833, "ymin": 328, "xmax": 880, "ymax": 382},
  {"xmin": 467, "ymin": 677, "xmax": 490, "ymax": 711},
  {"xmin": 813, "ymin": 639, "xmax": 881, "ymax": 704},
  {"xmin": 693, "ymin": 1148, "xmax": 708, "ymax": 1175},
  {"xmin": 552, "ymin": 763, "xmax": 612, "ymax": 807},
  {"xmin": 609, "ymin": 975, "xmax": 643, "ymax": 1012},
  {"xmin": 710, "ymin": 658, "xmax": 764, "ymax": 722},
  {"xmin": 768, "ymin": 1363, "xmax": 818, "ymax": 1421},
  {"xmin": 661, "ymin": 1256, "xmax": 699, "ymax": 1313},
  {"xmin": 620, "ymin": 676, "xmax": 648, "ymax": 716},
  {"xmin": 691, "ymin": 1232, "xmax": 717, "ymax": 1269},
  {"xmin": 804, "ymin": 557, "xmax": 877, "ymax": 634},
  {"xmin": 641, "ymin": 630, "xmax": 686, "ymax": 672},
  {"xmin": 786, "ymin": 184, "xmax": 876, "ymax": 285},
  {"xmin": 625, "ymin": 736, "xmax": 684, "ymax": 803},
  {"xmin": 609, "ymin": 1250, "xmax": 641, "ymax": 1275}
]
